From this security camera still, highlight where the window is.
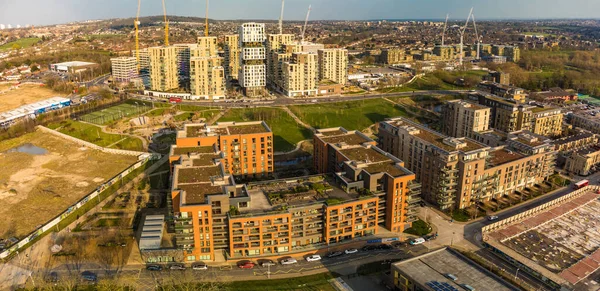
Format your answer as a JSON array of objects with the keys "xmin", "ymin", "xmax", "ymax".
[{"xmin": 187, "ymin": 256, "xmax": 196, "ymax": 261}]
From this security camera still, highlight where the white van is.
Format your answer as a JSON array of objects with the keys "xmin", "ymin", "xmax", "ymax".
[{"xmin": 409, "ymin": 238, "xmax": 425, "ymax": 245}]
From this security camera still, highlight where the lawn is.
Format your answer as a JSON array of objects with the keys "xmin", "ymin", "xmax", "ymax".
[
  {"xmin": 0, "ymin": 37, "xmax": 41, "ymax": 51},
  {"xmin": 0, "ymin": 84, "xmax": 66, "ymax": 113},
  {"xmin": 125, "ymin": 99, "xmax": 172, "ymax": 108},
  {"xmin": 176, "ymin": 104, "xmax": 217, "ymax": 111},
  {"xmin": 403, "ymin": 219, "xmax": 432, "ymax": 236},
  {"xmin": 80, "ymin": 103, "xmax": 151, "ymax": 125},
  {"xmin": 218, "ymin": 107, "xmax": 312, "ymax": 152},
  {"xmin": 289, "ymin": 99, "xmax": 410, "ymax": 130},
  {"xmin": 378, "ymin": 70, "xmax": 487, "ymax": 93},
  {"xmin": 227, "ymin": 272, "xmax": 337, "ymax": 291},
  {"xmin": 48, "ymin": 120, "xmax": 143, "ymax": 151},
  {"xmin": 0, "ymin": 131, "xmax": 137, "ymax": 238}
]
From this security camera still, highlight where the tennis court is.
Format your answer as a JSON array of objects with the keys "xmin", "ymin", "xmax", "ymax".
[{"xmin": 80, "ymin": 103, "xmax": 150, "ymax": 124}]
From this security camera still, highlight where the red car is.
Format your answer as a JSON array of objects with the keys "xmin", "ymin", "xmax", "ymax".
[{"xmin": 237, "ymin": 261, "xmax": 255, "ymax": 269}]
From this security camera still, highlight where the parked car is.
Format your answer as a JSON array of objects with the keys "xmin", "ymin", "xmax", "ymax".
[
  {"xmin": 259, "ymin": 259, "xmax": 276, "ymax": 267},
  {"xmin": 361, "ymin": 245, "xmax": 377, "ymax": 251},
  {"xmin": 423, "ymin": 233, "xmax": 438, "ymax": 241},
  {"xmin": 192, "ymin": 263, "xmax": 208, "ymax": 270},
  {"xmin": 280, "ymin": 258, "xmax": 298, "ymax": 265},
  {"xmin": 327, "ymin": 251, "xmax": 344, "ymax": 258},
  {"xmin": 391, "ymin": 241, "xmax": 407, "ymax": 248},
  {"xmin": 146, "ymin": 264, "xmax": 163, "ymax": 271},
  {"xmin": 409, "ymin": 238, "xmax": 426, "ymax": 245},
  {"xmin": 376, "ymin": 244, "xmax": 393, "ymax": 250},
  {"xmin": 306, "ymin": 255, "xmax": 322, "ymax": 262},
  {"xmin": 80, "ymin": 271, "xmax": 97, "ymax": 283},
  {"xmin": 487, "ymin": 215, "xmax": 499, "ymax": 221},
  {"xmin": 169, "ymin": 264, "xmax": 186, "ymax": 270},
  {"xmin": 344, "ymin": 248, "xmax": 358, "ymax": 255},
  {"xmin": 237, "ymin": 261, "xmax": 255, "ymax": 269}
]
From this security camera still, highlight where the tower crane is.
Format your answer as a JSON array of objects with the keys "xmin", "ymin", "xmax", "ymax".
[
  {"xmin": 135, "ymin": 0, "xmax": 141, "ymax": 72},
  {"xmin": 472, "ymin": 13, "xmax": 481, "ymax": 60},
  {"xmin": 301, "ymin": 5, "xmax": 311, "ymax": 43},
  {"xmin": 162, "ymin": 0, "xmax": 169, "ymax": 46},
  {"xmin": 279, "ymin": 0, "xmax": 285, "ymax": 35},
  {"xmin": 441, "ymin": 14, "xmax": 449, "ymax": 46},
  {"xmin": 204, "ymin": 0, "xmax": 209, "ymax": 37},
  {"xmin": 459, "ymin": 7, "xmax": 473, "ymax": 66}
]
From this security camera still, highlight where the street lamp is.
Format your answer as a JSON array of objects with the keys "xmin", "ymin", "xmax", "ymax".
[{"xmin": 514, "ymin": 267, "xmax": 520, "ymax": 281}]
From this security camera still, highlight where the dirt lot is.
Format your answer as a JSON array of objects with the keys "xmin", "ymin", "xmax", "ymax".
[
  {"xmin": 0, "ymin": 84, "xmax": 65, "ymax": 113},
  {"xmin": 0, "ymin": 130, "xmax": 137, "ymax": 239}
]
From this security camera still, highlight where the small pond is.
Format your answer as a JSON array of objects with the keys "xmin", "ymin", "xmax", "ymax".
[{"xmin": 5, "ymin": 143, "xmax": 48, "ymax": 155}]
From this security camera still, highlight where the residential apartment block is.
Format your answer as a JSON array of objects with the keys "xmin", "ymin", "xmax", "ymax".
[
  {"xmin": 174, "ymin": 44, "xmax": 198, "ymax": 90},
  {"xmin": 313, "ymin": 127, "xmax": 421, "ymax": 233},
  {"xmin": 441, "ymin": 100, "xmax": 490, "ymax": 139},
  {"xmin": 378, "ymin": 117, "xmax": 555, "ymax": 210},
  {"xmin": 379, "ymin": 48, "xmax": 412, "ymax": 64},
  {"xmin": 433, "ymin": 45, "xmax": 455, "ymax": 60},
  {"xmin": 318, "ymin": 48, "xmax": 348, "ymax": 86},
  {"xmin": 148, "ymin": 46, "xmax": 179, "ymax": 92},
  {"xmin": 564, "ymin": 145, "xmax": 600, "ymax": 176},
  {"xmin": 224, "ymin": 35, "xmax": 240, "ymax": 81},
  {"xmin": 266, "ymin": 34, "xmax": 294, "ymax": 89},
  {"xmin": 469, "ymin": 93, "xmax": 563, "ymax": 136},
  {"xmin": 568, "ymin": 113, "xmax": 600, "ymax": 135},
  {"xmin": 189, "ymin": 37, "xmax": 225, "ymax": 100},
  {"xmin": 239, "ymin": 23, "xmax": 267, "ymax": 97},
  {"xmin": 176, "ymin": 122, "xmax": 274, "ymax": 178},
  {"xmin": 552, "ymin": 130, "xmax": 597, "ymax": 152},
  {"xmin": 281, "ymin": 52, "xmax": 318, "ymax": 97},
  {"xmin": 477, "ymin": 81, "xmax": 526, "ymax": 103},
  {"xmin": 110, "ymin": 56, "xmax": 138, "ymax": 83},
  {"xmin": 166, "ymin": 123, "xmax": 421, "ymax": 263}
]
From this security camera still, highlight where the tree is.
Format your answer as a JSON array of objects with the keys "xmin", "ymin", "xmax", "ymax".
[{"xmin": 11, "ymin": 43, "xmax": 21, "ymax": 50}]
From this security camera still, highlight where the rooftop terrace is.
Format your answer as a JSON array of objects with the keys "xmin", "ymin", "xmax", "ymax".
[
  {"xmin": 177, "ymin": 166, "xmax": 222, "ymax": 184},
  {"xmin": 181, "ymin": 122, "xmax": 271, "ymax": 138},
  {"xmin": 179, "ymin": 184, "xmax": 225, "ymax": 205}
]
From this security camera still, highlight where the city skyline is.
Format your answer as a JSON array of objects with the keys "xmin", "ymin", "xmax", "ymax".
[{"xmin": 0, "ymin": 0, "xmax": 599, "ymax": 26}]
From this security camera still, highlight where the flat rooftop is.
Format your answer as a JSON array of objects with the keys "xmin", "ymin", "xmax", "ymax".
[
  {"xmin": 485, "ymin": 190, "xmax": 600, "ymax": 287},
  {"xmin": 363, "ymin": 161, "xmax": 409, "ymax": 177},
  {"xmin": 488, "ymin": 149, "xmax": 525, "ymax": 167},
  {"xmin": 320, "ymin": 132, "xmax": 372, "ymax": 147},
  {"xmin": 51, "ymin": 61, "xmax": 97, "ymax": 67},
  {"xmin": 172, "ymin": 145, "xmax": 215, "ymax": 156},
  {"xmin": 179, "ymin": 184, "xmax": 224, "ymax": 204},
  {"xmin": 180, "ymin": 121, "xmax": 271, "ymax": 138},
  {"xmin": 393, "ymin": 248, "xmax": 517, "ymax": 291},
  {"xmin": 339, "ymin": 147, "xmax": 390, "ymax": 164},
  {"xmin": 177, "ymin": 166, "xmax": 222, "ymax": 184},
  {"xmin": 552, "ymin": 132, "xmax": 594, "ymax": 146}
]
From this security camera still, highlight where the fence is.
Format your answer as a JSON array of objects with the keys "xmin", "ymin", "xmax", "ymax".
[
  {"xmin": 37, "ymin": 125, "xmax": 145, "ymax": 157},
  {"xmin": 0, "ymin": 153, "xmax": 161, "ymax": 260},
  {"xmin": 482, "ymin": 185, "xmax": 600, "ymax": 234}
]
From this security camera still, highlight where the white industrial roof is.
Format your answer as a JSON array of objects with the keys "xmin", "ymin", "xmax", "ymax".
[
  {"xmin": 52, "ymin": 61, "xmax": 97, "ymax": 67},
  {"xmin": 0, "ymin": 97, "xmax": 70, "ymax": 123}
]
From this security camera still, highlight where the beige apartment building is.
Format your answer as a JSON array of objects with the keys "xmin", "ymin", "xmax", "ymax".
[
  {"xmin": 318, "ymin": 48, "xmax": 348, "ymax": 86},
  {"xmin": 469, "ymin": 93, "xmax": 562, "ymax": 137},
  {"xmin": 564, "ymin": 145, "xmax": 600, "ymax": 176},
  {"xmin": 441, "ymin": 100, "xmax": 491, "ymax": 139},
  {"xmin": 110, "ymin": 56, "xmax": 138, "ymax": 83},
  {"xmin": 148, "ymin": 46, "xmax": 179, "ymax": 91},
  {"xmin": 433, "ymin": 45, "xmax": 455, "ymax": 60},
  {"xmin": 224, "ymin": 35, "xmax": 240, "ymax": 81},
  {"xmin": 189, "ymin": 37, "xmax": 225, "ymax": 100},
  {"xmin": 379, "ymin": 48, "xmax": 412, "ymax": 64},
  {"xmin": 281, "ymin": 52, "xmax": 318, "ymax": 97},
  {"xmin": 266, "ymin": 34, "xmax": 294, "ymax": 88},
  {"xmin": 552, "ymin": 131, "xmax": 596, "ymax": 152},
  {"xmin": 378, "ymin": 117, "xmax": 555, "ymax": 210}
]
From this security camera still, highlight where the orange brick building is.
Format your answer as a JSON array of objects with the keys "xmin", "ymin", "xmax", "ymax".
[
  {"xmin": 175, "ymin": 121, "xmax": 274, "ymax": 178},
  {"xmin": 166, "ymin": 123, "xmax": 420, "ymax": 264}
]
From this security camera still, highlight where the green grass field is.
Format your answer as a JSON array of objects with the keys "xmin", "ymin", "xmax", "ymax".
[
  {"xmin": 173, "ymin": 110, "xmax": 222, "ymax": 122},
  {"xmin": 48, "ymin": 120, "xmax": 143, "ymax": 151},
  {"xmin": 0, "ymin": 37, "xmax": 41, "ymax": 51},
  {"xmin": 289, "ymin": 99, "xmax": 410, "ymax": 130},
  {"xmin": 227, "ymin": 272, "xmax": 336, "ymax": 291},
  {"xmin": 80, "ymin": 103, "xmax": 151, "ymax": 125},
  {"xmin": 218, "ymin": 107, "xmax": 312, "ymax": 152}
]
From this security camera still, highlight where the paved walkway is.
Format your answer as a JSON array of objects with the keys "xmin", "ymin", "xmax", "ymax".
[{"xmin": 282, "ymin": 106, "xmax": 315, "ymax": 132}]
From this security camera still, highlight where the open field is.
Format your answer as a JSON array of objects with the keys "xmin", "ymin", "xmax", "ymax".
[
  {"xmin": 0, "ymin": 131, "xmax": 137, "ymax": 239},
  {"xmin": 218, "ymin": 107, "xmax": 312, "ymax": 152},
  {"xmin": 0, "ymin": 84, "xmax": 65, "ymax": 113},
  {"xmin": 0, "ymin": 38, "xmax": 41, "ymax": 51},
  {"xmin": 48, "ymin": 120, "xmax": 143, "ymax": 151},
  {"xmin": 378, "ymin": 70, "xmax": 487, "ymax": 93},
  {"xmin": 289, "ymin": 99, "xmax": 410, "ymax": 130},
  {"xmin": 80, "ymin": 103, "xmax": 151, "ymax": 125},
  {"xmin": 174, "ymin": 110, "xmax": 221, "ymax": 122},
  {"xmin": 227, "ymin": 272, "xmax": 336, "ymax": 291}
]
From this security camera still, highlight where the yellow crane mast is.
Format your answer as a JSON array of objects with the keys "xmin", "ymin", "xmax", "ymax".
[
  {"xmin": 135, "ymin": 0, "xmax": 141, "ymax": 72},
  {"xmin": 162, "ymin": 0, "xmax": 169, "ymax": 46}
]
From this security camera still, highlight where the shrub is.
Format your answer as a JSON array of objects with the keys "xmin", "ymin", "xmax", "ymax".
[{"xmin": 403, "ymin": 219, "xmax": 432, "ymax": 236}]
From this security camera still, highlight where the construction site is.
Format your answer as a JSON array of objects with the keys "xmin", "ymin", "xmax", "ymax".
[{"xmin": 483, "ymin": 188, "xmax": 600, "ymax": 289}]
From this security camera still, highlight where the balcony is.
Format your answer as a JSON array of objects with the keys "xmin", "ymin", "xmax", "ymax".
[{"xmin": 174, "ymin": 223, "xmax": 193, "ymax": 230}]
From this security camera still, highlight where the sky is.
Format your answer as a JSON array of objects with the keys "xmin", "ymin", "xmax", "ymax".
[{"xmin": 0, "ymin": 0, "xmax": 599, "ymax": 26}]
